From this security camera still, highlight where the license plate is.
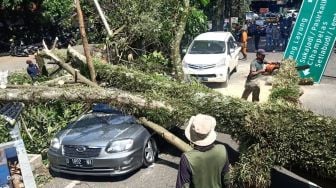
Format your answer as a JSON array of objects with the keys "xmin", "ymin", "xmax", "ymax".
[{"xmin": 66, "ymin": 158, "xmax": 93, "ymax": 168}]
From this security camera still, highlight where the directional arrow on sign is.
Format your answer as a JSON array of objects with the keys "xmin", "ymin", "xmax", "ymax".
[{"xmin": 302, "ymin": 69, "xmax": 310, "ymax": 76}]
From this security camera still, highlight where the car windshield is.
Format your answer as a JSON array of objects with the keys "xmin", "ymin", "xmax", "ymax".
[
  {"xmin": 188, "ymin": 40, "xmax": 226, "ymax": 54},
  {"xmin": 74, "ymin": 113, "xmax": 135, "ymax": 127}
]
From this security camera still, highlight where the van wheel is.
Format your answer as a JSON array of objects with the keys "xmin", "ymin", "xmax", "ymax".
[
  {"xmin": 222, "ymin": 70, "xmax": 230, "ymax": 88},
  {"xmin": 233, "ymin": 66, "xmax": 238, "ymax": 73}
]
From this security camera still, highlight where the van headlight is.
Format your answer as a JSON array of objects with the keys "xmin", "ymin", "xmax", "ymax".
[
  {"xmin": 216, "ymin": 61, "xmax": 226, "ymax": 67},
  {"xmin": 106, "ymin": 139, "xmax": 134, "ymax": 153},
  {"xmin": 50, "ymin": 138, "xmax": 61, "ymax": 151},
  {"xmin": 182, "ymin": 60, "xmax": 188, "ymax": 68}
]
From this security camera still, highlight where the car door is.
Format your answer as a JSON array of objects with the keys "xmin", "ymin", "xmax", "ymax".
[{"xmin": 227, "ymin": 37, "xmax": 240, "ymax": 71}]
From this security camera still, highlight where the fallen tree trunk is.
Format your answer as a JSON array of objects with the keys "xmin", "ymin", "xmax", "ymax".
[
  {"xmin": 40, "ymin": 75, "xmax": 74, "ymax": 86},
  {"xmin": 139, "ymin": 117, "xmax": 192, "ymax": 152},
  {"xmin": 0, "ymin": 86, "xmax": 172, "ymax": 112}
]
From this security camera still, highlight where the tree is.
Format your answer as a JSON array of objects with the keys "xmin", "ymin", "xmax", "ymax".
[{"xmin": 75, "ymin": 0, "xmax": 96, "ymax": 82}]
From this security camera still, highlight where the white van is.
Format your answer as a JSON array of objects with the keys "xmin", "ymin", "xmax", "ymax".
[{"xmin": 182, "ymin": 32, "xmax": 241, "ymax": 86}]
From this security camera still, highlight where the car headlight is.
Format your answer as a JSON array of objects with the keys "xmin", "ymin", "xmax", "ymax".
[
  {"xmin": 106, "ymin": 139, "xmax": 134, "ymax": 153},
  {"xmin": 50, "ymin": 138, "xmax": 61, "ymax": 150}
]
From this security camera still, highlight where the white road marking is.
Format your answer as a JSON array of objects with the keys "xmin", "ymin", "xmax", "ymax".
[{"xmin": 64, "ymin": 180, "xmax": 81, "ymax": 188}]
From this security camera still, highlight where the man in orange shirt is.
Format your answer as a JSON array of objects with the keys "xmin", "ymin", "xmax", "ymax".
[{"xmin": 240, "ymin": 26, "xmax": 248, "ymax": 60}]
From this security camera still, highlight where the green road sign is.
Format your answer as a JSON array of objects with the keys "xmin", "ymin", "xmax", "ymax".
[{"xmin": 284, "ymin": 0, "xmax": 336, "ymax": 83}]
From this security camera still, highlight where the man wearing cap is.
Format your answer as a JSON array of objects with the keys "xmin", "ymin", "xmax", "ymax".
[
  {"xmin": 176, "ymin": 114, "xmax": 230, "ymax": 188},
  {"xmin": 241, "ymin": 49, "xmax": 269, "ymax": 102}
]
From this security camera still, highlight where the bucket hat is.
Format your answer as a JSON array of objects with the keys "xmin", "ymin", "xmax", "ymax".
[{"xmin": 185, "ymin": 114, "xmax": 217, "ymax": 146}]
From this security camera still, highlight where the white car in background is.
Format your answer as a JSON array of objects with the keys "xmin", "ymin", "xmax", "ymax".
[{"xmin": 182, "ymin": 32, "xmax": 241, "ymax": 87}]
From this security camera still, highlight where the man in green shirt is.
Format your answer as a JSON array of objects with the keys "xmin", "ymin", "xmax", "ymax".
[
  {"xmin": 176, "ymin": 114, "xmax": 230, "ymax": 188},
  {"xmin": 241, "ymin": 49, "xmax": 269, "ymax": 102}
]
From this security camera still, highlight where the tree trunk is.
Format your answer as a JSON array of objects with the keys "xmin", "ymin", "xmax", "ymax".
[
  {"xmin": 170, "ymin": 0, "xmax": 190, "ymax": 80},
  {"xmin": 38, "ymin": 50, "xmax": 98, "ymax": 88},
  {"xmin": 139, "ymin": 118, "xmax": 192, "ymax": 152},
  {"xmin": 75, "ymin": 0, "xmax": 96, "ymax": 82},
  {"xmin": 0, "ymin": 86, "xmax": 172, "ymax": 112},
  {"xmin": 215, "ymin": 0, "xmax": 225, "ymax": 31}
]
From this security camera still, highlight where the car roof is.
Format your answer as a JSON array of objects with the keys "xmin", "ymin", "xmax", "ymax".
[{"xmin": 194, "ymin": 32, "xmax": 232, "ymax": 42}]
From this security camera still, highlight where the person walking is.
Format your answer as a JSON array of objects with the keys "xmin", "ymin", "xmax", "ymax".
[
  {"xmin": 176, "ymin": 114, "xmax": 230, "ymax": 188},
  {"xmin": 241, "ymin": 49, "xmax": 269, "ymax": 102},
  {"xmin": 240, "ymin": 26, "xmax": 248, "ymax": 60}
]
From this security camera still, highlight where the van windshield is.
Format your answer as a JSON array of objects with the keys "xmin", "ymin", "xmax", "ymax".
[{"xmin": 189, "ymin": 40, "xmax": 226, "ymax": 54}]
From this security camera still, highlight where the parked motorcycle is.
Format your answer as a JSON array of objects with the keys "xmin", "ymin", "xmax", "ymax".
[
  {"xmin": 10, "ymin": 40, "xmax": 29, "ymax": 57},
  {"xmin": 9, "ymin": 40, "xmax": 43, "ymax": 57}
]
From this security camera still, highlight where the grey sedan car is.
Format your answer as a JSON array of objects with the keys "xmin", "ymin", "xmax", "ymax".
[{"xmin": 47, "ymin": 105, "xmax": 158, "ymax": 176}]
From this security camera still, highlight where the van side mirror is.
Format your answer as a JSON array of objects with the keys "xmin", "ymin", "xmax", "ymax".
[{"xmin": 182, "ymin": 49, "xmax": 187, "ymax": 54}]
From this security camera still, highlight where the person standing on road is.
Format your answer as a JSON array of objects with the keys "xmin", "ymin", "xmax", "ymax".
[
  {"xmin": 176, "ymin": 114, "xmax": 230, "ymax": 188},
  {"xmin": 272, "ymin": 25, "xmax": 281, "ymax": 52},
  {"xmin": 240, "ymin": 26, "xmax": 248, "ymax": 60},
  {"xmin": 241, "ymin": 49, "xmax": 269, "ymax": 102},
  {"xmin": 280, "ymin": 18, "xmax": 291, "ymax": 51},
  {"xmin": 254, "ymin": 25, "xmax": 262, "ymax": 51},
  {"xmin": 265, "ymin": 24, "xmax": 273, "ymax": 51}
]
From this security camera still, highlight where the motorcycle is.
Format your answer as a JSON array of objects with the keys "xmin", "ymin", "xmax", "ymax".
[
  {"xmin": 9, "ymin": 40, "xmax": 42, "ymax": 57},
  {"xmin": 10, "ymin": 41, "xmax": 29, "ymax": 57}
]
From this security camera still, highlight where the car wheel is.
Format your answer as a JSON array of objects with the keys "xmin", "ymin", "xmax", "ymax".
[
  {"xmin": 143, "ymin": 137, "xmax": 157, "ymax": 167},
  {"xmin": 49, "ymin": 167, "xmax": 60, "ymax": 177}
]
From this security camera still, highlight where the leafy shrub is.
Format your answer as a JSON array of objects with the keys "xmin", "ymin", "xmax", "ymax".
[
  {"xmin": 134, "ymin": 51, "xmax": 172, "ymax": 74},
  {"xmin": 7, "ymin": 72, "xmax": 32, "ymax": 85},
  {"xmin": 182, "ymin": 7, "xmax": 208, "ymax": 48},
  {"xmin": 269, "ymin": 59, "xmax": 301, "ymax": 104},
  {"xmin": 299, "ymin": 77, "xmax": 314, "ymax": 85},
  {"xmin": 0, "ymin": 102, "xmax": 86, "ymax": 158}
]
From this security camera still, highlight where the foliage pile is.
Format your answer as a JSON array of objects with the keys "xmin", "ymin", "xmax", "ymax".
[
  {"xmin": 0, "ymin": 101, "xmax": 85, "ymax": 158},
  {"xmin": 269, "ymin": 59, "xmax": 301, "ymax": 104}
]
